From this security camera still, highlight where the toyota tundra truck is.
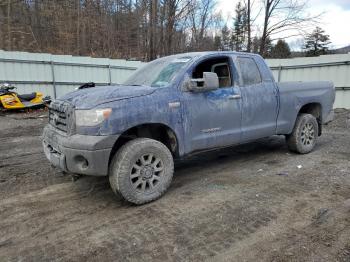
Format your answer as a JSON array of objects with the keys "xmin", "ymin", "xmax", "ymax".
[{"xmin": 42, "ymin": 51, "xmax": 335, "ymax": 204}]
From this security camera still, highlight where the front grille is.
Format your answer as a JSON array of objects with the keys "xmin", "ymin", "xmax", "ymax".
[{"xmin": 49, "ymin": 101, "xmax": 74, "ymax": 133}]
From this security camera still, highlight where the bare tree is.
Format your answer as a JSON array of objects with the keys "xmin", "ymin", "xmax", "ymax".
[
  {"xmin": 0, "ymin": 0, "xmax": 220, "ymax": 60},
  {"xmin": 7, "ymin": 0, "xmax": 11, "ymax": 50},
  {"xmin": 188, "ymin": 0, "xmax": 217, "ymax": 51},
  {"xmin": 259, "ymin": 0, "xmax": 319, "ymax": 56}
]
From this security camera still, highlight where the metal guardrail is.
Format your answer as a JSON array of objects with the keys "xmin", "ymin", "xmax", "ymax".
[
  {"xmin": 2, "ymin": 80, "xmax": 119, "ymax": 86},
  {"xmin": 335, "ymin": 87, "xmax": 350, "ymax": 90},
  {"xmin": 269, "ymin": 60, "xmax": 350, "ymax": 71}
]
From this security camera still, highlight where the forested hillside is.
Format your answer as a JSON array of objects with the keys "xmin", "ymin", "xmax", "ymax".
[
  {"xmin": 0, "ymin": 0, "xmax": 222, "ymax": 60},
  {"xmin": 0, "ymin": 0, "xmax": 330, "ymax": 60}
]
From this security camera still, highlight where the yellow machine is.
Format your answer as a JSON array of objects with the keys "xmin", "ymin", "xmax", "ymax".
[{"xmin": 0, "ymin": 83, "xmax": 51, "ymax": 110}]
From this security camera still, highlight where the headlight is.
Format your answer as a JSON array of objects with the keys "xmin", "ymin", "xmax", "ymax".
[{"xmin": 75, "ymin": 108, "xmax": 112, "ymax": 127}]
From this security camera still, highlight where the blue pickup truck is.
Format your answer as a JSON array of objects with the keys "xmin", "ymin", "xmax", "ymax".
[{"xmin": 43, "ymin": 51, "xmax": 335, "ymax": 204}]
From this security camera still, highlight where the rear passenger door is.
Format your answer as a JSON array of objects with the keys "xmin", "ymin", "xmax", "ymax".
[{"xmin": 236, "ymin": 56, "xmax": 278, "ymax": 141}]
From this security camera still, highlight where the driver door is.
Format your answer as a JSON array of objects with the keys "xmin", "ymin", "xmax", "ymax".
[{"xmin": 181, "ymin": 56, "xmax": 242, "ymax": 153}]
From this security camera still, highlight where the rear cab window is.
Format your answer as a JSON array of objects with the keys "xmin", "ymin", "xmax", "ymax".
[{"xmin": 237, "ymin": 57, "xmax": 262, "ymax": 86}]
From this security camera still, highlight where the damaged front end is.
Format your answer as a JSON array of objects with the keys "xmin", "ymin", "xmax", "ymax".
[{"xmin": 43, "ymin": 100, "xmax": 118, "ymax": 176}]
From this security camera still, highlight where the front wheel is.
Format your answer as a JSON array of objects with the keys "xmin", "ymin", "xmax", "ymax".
[
  {"xmin": 286, "ymin": 113, "xmax": 319, "ymax": 154},
  {"xmin": 109, "ymin": 138, "xmax": 174, "ymax": 205}
]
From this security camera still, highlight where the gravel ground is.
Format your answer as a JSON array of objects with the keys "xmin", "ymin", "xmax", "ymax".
[{"xmin": 0, "ymin": 109, "xmax": 349, "ymax": 262}]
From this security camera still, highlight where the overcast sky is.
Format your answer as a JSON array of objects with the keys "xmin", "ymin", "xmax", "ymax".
[{"xmin": 217, "ymin": 0, "xmax": 350, "ymax": 49}]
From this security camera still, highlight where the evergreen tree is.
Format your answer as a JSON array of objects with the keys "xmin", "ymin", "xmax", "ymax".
[
  {"xmin": 304, "ymin": 27, "xmax": 331, "ymax": 57},
  {"xmin": 263, "ymin": 37, "xmax": 274, "ymax": 58},
  {"xmin": 214, "ymin": 35, "xmax": 222, "ymax": 51},
  {"xmin": 250, "ymin": 36, "xmax": 272, "ymax": 57},
  {"xmin": 220, "ymin": 25, "xmax": 231, "ymax": 51},
  {"xmin": 232, "ymin": 1, "xmax": 247, "ymax": 51},
  {"xmin": 251, "ymin": 36, "xmax": 260, "ymax": 54},
  {"xmin": 270, "ymin": 39, "xmax": 291, "ymax": 58}
]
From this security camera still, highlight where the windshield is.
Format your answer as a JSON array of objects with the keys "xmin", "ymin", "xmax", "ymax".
[{"xmin": 124, "ymin": 56, "xmax": 193, "ymax": 88}]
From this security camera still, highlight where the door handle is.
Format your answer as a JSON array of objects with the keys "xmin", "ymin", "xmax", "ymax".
[{"xmin": 228, "ymin": 94, "xmax": 241, "ymax": 100}]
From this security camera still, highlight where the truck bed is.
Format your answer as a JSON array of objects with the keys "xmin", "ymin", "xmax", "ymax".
[{"xmin": 276, "ymin": 81, "xmax": 335, "ymax": 135}]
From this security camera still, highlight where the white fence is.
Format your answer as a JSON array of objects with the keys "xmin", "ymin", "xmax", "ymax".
[
  {"xmin": 0, "ymin": 50, "xmax": 143, "ymax": 99},
  {"xmin": 0, "ymin": 50, "xmax": 349, "ymax": 108},
  {"xmin": 266, "ymin": 54, "xmax": 350, "ymax": 109}
]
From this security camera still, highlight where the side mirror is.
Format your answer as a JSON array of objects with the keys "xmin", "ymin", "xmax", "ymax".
[
  {"xmin": 187, "ymin": 72, "xmax": 219, "ymax": 92},
  {"xmin": 78, "ymin": 82, "xmax": 95, "ymax": 90}
]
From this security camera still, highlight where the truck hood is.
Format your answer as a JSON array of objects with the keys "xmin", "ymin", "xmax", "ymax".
[{"xmin": 58, "ymin": 85, "xmax": 156, "ymax": 109}]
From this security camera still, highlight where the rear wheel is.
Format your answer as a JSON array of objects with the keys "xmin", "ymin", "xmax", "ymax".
[
  {"xmin": 109, "ymin": 138, "xmax": 174, "ymax": 205},
  {"xmin": 286, "ymin": 113, "xmax": 318, "ymax": 154}
]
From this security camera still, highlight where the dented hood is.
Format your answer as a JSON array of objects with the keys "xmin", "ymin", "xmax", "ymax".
[{"xmin": 58, "ymin": 85, "xmax": 156, "ymax": 109}]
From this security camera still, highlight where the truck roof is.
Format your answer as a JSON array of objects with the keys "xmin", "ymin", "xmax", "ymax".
[{"xmin": 164, "ymin": 51, "xmax": 262, "ymax": 59}]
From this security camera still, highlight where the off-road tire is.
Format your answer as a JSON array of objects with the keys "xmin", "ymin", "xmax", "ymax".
[
  {"xmin": 109, "ymin": 138, "xmax": 174, "ymax": 205},
  {"xmin": 286, "ymin": 113, "xmax": 319, "ymax": 154}
]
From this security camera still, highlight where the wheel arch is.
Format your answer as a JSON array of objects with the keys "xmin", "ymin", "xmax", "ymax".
[
  {"xmin": 108, "ymin": 123, "xmax": 180, "ymax": 166},
  {"xmin": 298, "ymin": 102, "xmax": 322, "ymax": 135}
]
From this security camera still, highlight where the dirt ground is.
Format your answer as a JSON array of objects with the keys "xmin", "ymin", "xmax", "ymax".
[{"xmin": 0, "ymin": 109, "xmax": 349, "ymax": 262}]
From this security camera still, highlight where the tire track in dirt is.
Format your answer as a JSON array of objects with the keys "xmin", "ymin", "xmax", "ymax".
[
  {"xmin": 0, "ymin": 175, "xmax": 279, "ymax": 261},
  {"xmin": 0, "ymin": 110, "xmax": 350, "ymax": 261}
]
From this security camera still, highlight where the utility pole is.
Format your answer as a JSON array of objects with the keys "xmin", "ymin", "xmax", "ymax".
[{"xmin": 247, "ymin": 0, "xmax": 251, "ymax": 52}]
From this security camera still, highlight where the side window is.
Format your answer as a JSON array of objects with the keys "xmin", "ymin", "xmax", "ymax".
[
  {"xmin": 237, "ymin": 57, "xmax": 262, "ymax": 86},
  {"xmin": 211, "ymin": 63, "xmax": 231, "ymax": 88},
  {"xmin": 192, "ymin": 57, "xmax": 232, "ymax": 88}
]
